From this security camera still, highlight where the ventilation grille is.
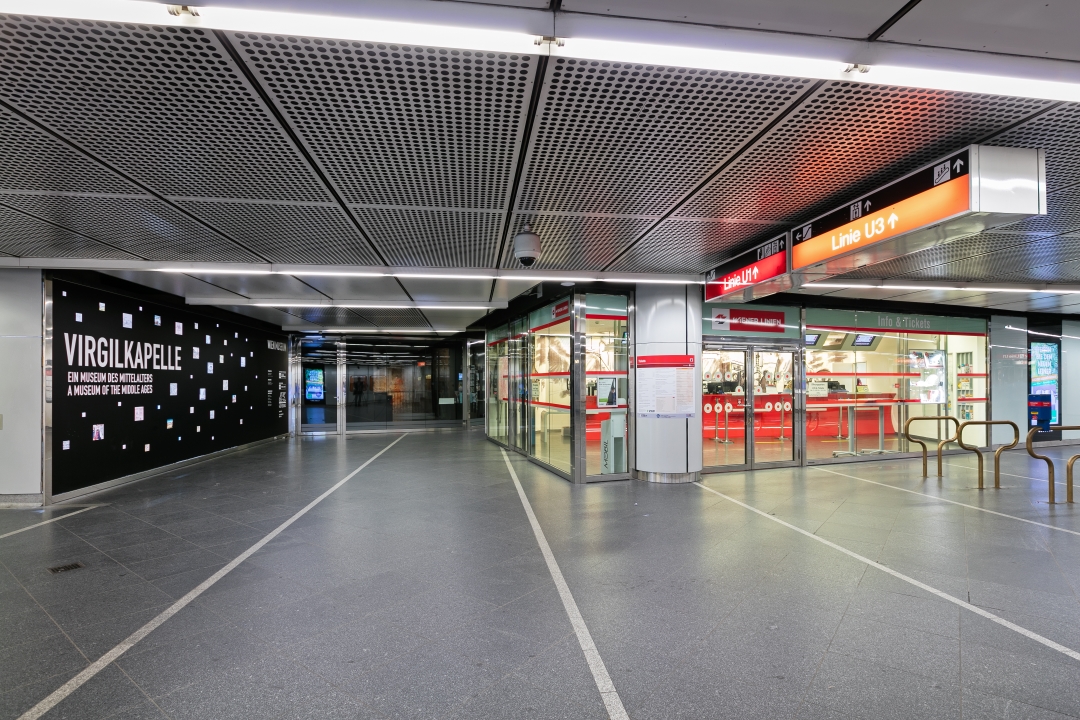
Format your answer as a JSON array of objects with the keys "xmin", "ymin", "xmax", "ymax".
[
  {"xmin": 232, "ymin": 34, "xmax": 536, "ymax": 210},
  {"xmin": 517, "ymin": 59, "xmax": 810, "ymax": 216},
  {"xmin": 351, "ymin": 208, "xmax": 503, "ymax": 267},
  {"xmin": 0, "ymin": 205, "xmax": 137, "ymax": 259},
  {"xmin": 500, "ymin": 214, "xmax": 655, "ymax": 270},
  {"xmin": 0, "ymin": 194, "xmax": 259, "ymax": 262},
  {"xmin": 676, "ymin": 82, "xmax": 1052, "ymax": 222},
  {"xmin": 47, "ymin": 562, "xmax": 84, "ymax": 574},
  {"xmin": 0, "ymin": 15, "xmax": 330, "ymax": 202},
  {"xmin": 175, "ymin": 201, "xmax": 382, "ymax": 265},
  {"xmin": 609, "ymin": 219, "xmax": 781, "ymax": 273}
]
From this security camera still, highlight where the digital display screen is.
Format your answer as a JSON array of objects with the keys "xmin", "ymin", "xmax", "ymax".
[
  {"xmin": 804, "ymin": 334, "xmax": 820, "ymax": 346},
  {"xmin": 1030, "ymin": 342, "xmax": 1060, "ymax": 424},
  {"xmin": 304, "ymin": 368, "xmax": 325, "ymax": 402},
  {"xmin": 852, "ymin": 334, "xmax": 875, "ymax": 347}
]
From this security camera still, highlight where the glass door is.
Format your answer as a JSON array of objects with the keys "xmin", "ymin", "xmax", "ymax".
[
  {"xmin": 703, "ymin": 345, "xmax": 800, "ymax": 471},
  {"xmin": 749, "ymin": 348, "xmax": 798, "ymax": 466},
  {"xmin": 702, "ymin": 349, "xmax": 749, "ymax": 470}
]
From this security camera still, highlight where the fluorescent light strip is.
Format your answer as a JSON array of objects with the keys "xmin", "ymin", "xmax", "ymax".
[
  {"xmin": 7, "ymin": 1, "xmax": 1080, "ymax": 107},
  {"xmin": 1005, "ymin": 325, "xmax": 1080, "ymax": 341}
]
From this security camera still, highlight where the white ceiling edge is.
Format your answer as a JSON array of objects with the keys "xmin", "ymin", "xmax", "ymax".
[
  {"xmin": 0, "ymin": 257, "xmax": 700, "ymax": 283},
  {"xmin": 797, "ymin": 279, "xmax": 1080, "ymax": 293}
]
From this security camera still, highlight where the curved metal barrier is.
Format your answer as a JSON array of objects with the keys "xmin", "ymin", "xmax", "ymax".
[
  {"xmin": 1025, "ymin": 427, "xmax": 1079, "ymax": 504},
  {"xmin": 904, "ymin": 416, "xmax": 959, "ymax": 478},
  {"xmin": 955, "ymin": 421, "xmax": 1019, "ymax": 489}
]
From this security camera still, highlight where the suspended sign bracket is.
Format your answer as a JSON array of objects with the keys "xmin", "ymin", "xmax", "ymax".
[{"xmin": 787, "ymin": 144, "xmax": 1046, "ymax": 287}]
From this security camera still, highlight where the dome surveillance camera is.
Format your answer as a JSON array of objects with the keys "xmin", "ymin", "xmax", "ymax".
[{"xmin": 513, "ymin": 225, "xmax": 541, "ymax": 267}]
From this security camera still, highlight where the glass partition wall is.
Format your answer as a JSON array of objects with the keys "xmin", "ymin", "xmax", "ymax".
[
  {"xmin": 484, "ymin": 290, "xmax": 631, "ymax": 482},
  {"xmin": 803, "ymin": 313, "xmax": 986, "ymax": 461}
]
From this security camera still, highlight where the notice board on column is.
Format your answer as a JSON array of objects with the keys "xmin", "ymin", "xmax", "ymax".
[
  {"xmin": 52, "ymin": 279, "xmax": 290, "ymax": 496},
  {"xmin": 635, "ymin": 355, "xmax": 696, "ymax": 419}
]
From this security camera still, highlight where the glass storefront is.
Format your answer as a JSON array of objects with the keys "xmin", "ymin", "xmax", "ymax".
[
  {"xmin": 484, "ymin": 290, "xmax": 631, "ymax": 481},
  {"xmin": 804, "ymin": 309, "xmax": 986, "ymax": 459},
  {"xmin": 701, "ymin": 303, "xmax": 987, "ymax": 469},
  {"xmin": 584, "ymin": 295, "xmax": 629, "ymax": 476}
]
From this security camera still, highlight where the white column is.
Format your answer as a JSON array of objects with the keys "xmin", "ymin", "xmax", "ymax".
[
  {"xmin": 631, "ymin": 284, "xmax": 703, "ymax": 483},
  {"xmin": 0, "ymin": 270, "xmax": 43, "ymax": 505}
]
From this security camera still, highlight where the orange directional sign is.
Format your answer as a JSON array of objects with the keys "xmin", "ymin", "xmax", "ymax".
[{"xmin": 792, "ymin": 174, "xmax": 970, "ymax": 269}]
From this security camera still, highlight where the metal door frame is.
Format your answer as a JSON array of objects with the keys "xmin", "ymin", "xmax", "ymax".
[{"xmin": 703, "ymin": 342, "xmax": 804, "ymax": 472}]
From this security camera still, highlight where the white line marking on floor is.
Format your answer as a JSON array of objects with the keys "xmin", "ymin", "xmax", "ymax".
[
  {"xmin": 941, "ymin": 460, "xmax": 1066, "ymax": 486},
  {"xmin": 18, "ymin": 434, "xmax": 407, "ymax": 720},
  {"xmin": 694, "ymin": 482, "xmax": 1080, "ymax": 664},
  {"xmin": 813, "ymin": 467, "xmax": 1080, "ymax": 538},
  {"xmin": 0, "ymin": 505, "xmax": 103, "ymax": 539},
  {"xmin": 501, "ymin": 449, "xmax": 629, "ymax": 720}
]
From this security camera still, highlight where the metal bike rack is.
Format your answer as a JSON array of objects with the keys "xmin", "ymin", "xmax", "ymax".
[
  {"xmin": 955, "ymin": 421, "xmax": 1019, "ymax": 490},
  {"xmin": 1025, "ymin": 427, "xmax": 1079, "ymax": 504},
  {"xmin": 904, "ymin": 416, "xmax": 959, "ymax": 478}
]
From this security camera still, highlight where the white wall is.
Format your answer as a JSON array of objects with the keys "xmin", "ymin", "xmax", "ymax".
[
  {"xmin": 632, "ymin": 284, "xmax": 702, "ymax": 477},
  {"xmin": 989, "ymin": 316, "xmax": 1029, "ymax": 446},
  {"xmin": 0, "ymin": 270, "xmax": 43, "ymax": 499},
  {"xmin": 1061, "ymin": 320, "xmax": 1080, "ymax": 441}
]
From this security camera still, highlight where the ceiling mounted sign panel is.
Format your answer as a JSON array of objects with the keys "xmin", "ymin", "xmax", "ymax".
[
  {"xmin": 790, "ymin": 144, "xmax": 1046, "ymax": 289},
  {"xmin": 704, "ymin": 234, "xmax": 790, "ymax": 303}
]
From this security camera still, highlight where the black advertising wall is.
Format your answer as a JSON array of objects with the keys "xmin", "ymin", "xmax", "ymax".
[{"xmin": 52, "ymin": 278, "xmax": 289, "ymax": 496}]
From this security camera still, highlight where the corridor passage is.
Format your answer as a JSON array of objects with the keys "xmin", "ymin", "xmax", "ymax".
[{"xmin": 2, "ymin": 431, "xmax": 1079, "ymax": 719}]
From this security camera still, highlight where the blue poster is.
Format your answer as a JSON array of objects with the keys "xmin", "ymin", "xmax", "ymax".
[
  {"xmin": 305, "ymin": 367, "xmax": 325, "ymax": 402},
  {"xmin": 1030, "ymin": 342, "xmax": 1059, "ymax": 425}
]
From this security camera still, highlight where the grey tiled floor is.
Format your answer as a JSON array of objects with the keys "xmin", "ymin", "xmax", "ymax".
[{"xmin": 1, "ymin": 433, "xmax": 1079, "ymax": 719}]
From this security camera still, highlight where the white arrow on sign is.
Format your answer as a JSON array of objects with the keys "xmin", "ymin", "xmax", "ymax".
[
  {"xmin": 863, "ymin": 200, "xmax": 871, "ymax": 212},
  {"xmin": 752, "ymin": 266, "xmax": 759, "ymax": 279},
  {"xmin": 887, "ymin": 213, "xmax": 899, "ymax": 229},
  {"xmin": 953, "ymin": 158, "xmax": 964, "ymax": 173}
]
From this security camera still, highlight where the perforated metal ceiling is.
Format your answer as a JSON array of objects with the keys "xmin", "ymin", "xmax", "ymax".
[{"xmin": 6, "ymin": 9, "xmax": 1080, "ymax": 324}]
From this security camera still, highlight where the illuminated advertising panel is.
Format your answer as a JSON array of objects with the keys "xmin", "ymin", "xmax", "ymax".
[{"xmin": 1030, "ymin": 342, "xmax": 1059, "ymax": 425}]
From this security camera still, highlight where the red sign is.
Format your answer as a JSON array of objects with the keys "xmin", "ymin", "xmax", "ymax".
[
  {"xmin": 705, "ymin": 251, "xmax": 787, "ymax": 301},
  {"xmin": 634, "ymin": 355, "xmax": 695, "ymax": 368},
  {"xmin": 711, "ymin": 308, "xmax": 785, "ymax": 333},
  {"xmin": 552, "ymin": 300, "xmax": 570, "ymax": 319}
]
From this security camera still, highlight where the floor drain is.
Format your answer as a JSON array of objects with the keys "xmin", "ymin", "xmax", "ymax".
[{"xmin": 47, "ymin": 562, "xmax": 84, "ymax": 574}]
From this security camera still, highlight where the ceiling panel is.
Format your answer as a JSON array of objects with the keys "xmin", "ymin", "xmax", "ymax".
[
  {"xmin": 996, "ymin": 184, "xmax": 1080, "ymax": 237},
  {"xmin": 0, "ymin": 207, "xmax": 139, "ymax": 259},
  {"xmin": 350, "ymin": 208, "xmax": 503, "ymax": 268},
  {"xmin": 835, "ymin": 232, "xmax": 1080, "ymax": 283},
  {"xmin": 175, "ymin": 201, "xmax": 382, "ymax": 266},
  {"xmin": 0, "ymin": 107, "xmax": 145, "ymax": 195},
  {"xmin": 518, "ymin": 58, "xmax": 811, "ymax": 217},
  {"xmin": 291, "ymin": 276, "xmax": 411, "ymax": 301},
  {"xmin": 283, "ymin": 307, "xmax": 373, "ymax": 326},
  {"xmin": 100, "ymin": 270, "xmax": 242, "ymax": 300},
  {"xmin": 491, "ymin": 278, "xmax": 541, "ymax": 302},
  {"xmin": 354, "ymin": 308, "xmax": 432, "ymax": 329},
  {"xmin": 608, "ymin": 219, "xmax": 780, "ymax": 273},
  {"xmin": 986, "ymin": 103, "xmax": 1080, "ymax": 193},
  {"xmin": 418, "ymin": 308, "xmax": 490, "ymax": 329},
  {"xmin": 230, "ymin": 33, "xmax": 537, "ymax": 212},
  {"xmin": 398, "ymin": 277, "xmax": 496, "ymax": 302},
  {"xmin": 881, "ymin": 0, "xmax": 1080, "ymax": 63},
  {"xmin": 561, "ymin": 0, "xmax": 899, "ymax": 37},
  {"xmin": 500, "ymin": 214, "xmax": 655, "ymax": 270},
  {"xmin": 0, "ymin": 194, "xmax": 261, "ymax": 262},
  {"xmin": 182, "ymin": 274, "xmax": 330, "ymax": 300},
  {"xmin": 675, "ymin": 82, "xmax": 1051, "ymax": 227},
  {"xmin": 214, "ymin": 305, "xmax": 311, "ymax": 327},
  {"xmin": 0, "ymin": 15, "xmax": 330, "ymax": 202}
]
